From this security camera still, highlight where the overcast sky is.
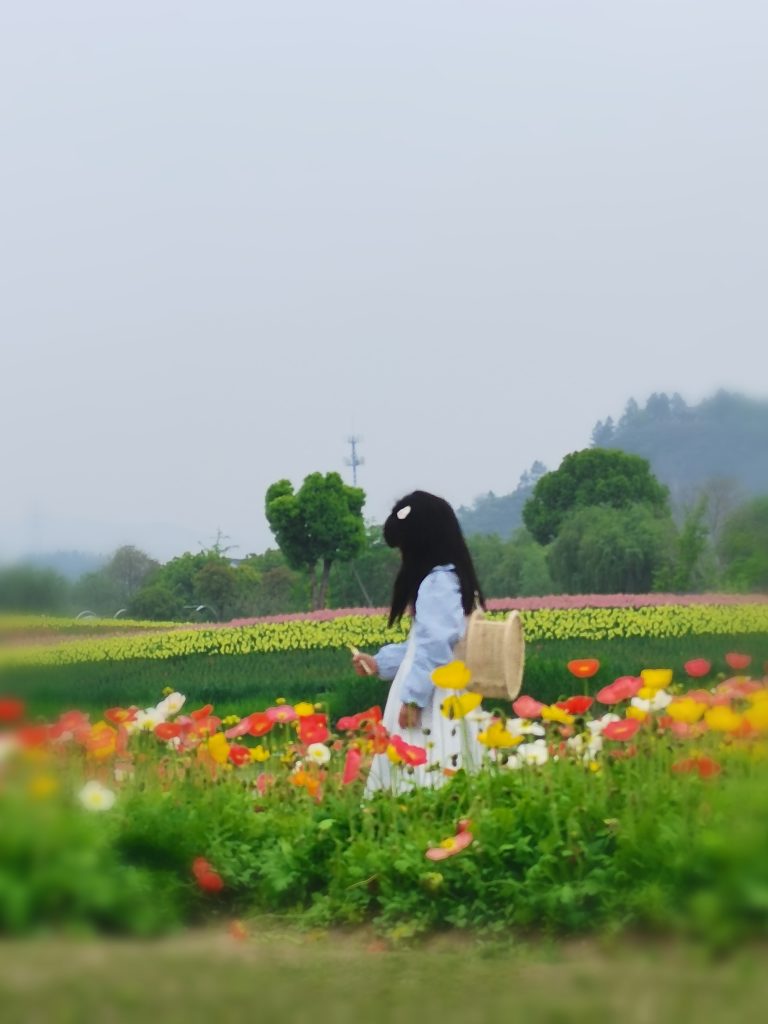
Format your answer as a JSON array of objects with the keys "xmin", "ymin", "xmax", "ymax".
[{"xmin": 2, "ymin": 1, "xmax": 767, "ymax": 562}]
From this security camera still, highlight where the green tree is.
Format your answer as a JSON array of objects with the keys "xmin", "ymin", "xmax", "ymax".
[
  {"xmin": 467, "ymin": 529, "xmax": 557, "ymax": 598},
  {"xmin": 547, "ymin": 504, "xmax": 676, "ymax": 594},
  {"xmin": 265, "ymin": 472, "xmax": 366, "ymax": 609},
  {"xmin": 0, "ymin": 565, "xmax": 70, "ymax": 614},
  {"xmin": 328, "ymin": 525, "xmax": 400, "ymax": 608},
  {"xmin": 523, "ymin": 448, "xmax": 669, "ymax": 545},
  {"xmin": 663, "ymin": 497, "xmax": 717, "ymax": 592},
  {"xmin": 718, "ymin": 496, "xmax": 768, "ymax": 592},
  {"xmin": 74, "ymin": 545, "xmax": 159, "ymax": 615}
]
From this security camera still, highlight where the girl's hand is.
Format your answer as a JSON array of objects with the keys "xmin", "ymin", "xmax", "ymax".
[
  {"xmin": 398, "ymin": 703, "xmax": 421, "ymax": 730},
  {"xmin": 351, "ymin": 651, "xmax": 378, "ymax": 677}
]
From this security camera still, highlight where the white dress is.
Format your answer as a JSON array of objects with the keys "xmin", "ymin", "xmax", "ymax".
[{"xmin": 364, "ymin": 565, "xmax": 484, "ymax": 795}]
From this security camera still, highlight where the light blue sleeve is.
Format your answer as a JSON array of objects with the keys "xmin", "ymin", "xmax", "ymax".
[
  {"xmin": 374, "ymin": 642, "xmax": 408, "ymax": 681},
  {"xmin": 398, "ymin": 569, "xmax": 465, "ymax": 708}
]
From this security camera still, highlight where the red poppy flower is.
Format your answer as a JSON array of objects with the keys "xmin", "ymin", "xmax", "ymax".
[
  {"xmin": 154, "ymin": 722, "xmax": 182, "ymax": 741},
  {"xmin": 0, "ymin": 698, "xmax": 25, "ymax": 723},
  {"xmin": 337, "ymin": 706, "xmax": 383, "ymax": 731},
  {"xmin": 247, "ymin": 712, "xmax": 273, "ymax": 737},
  {"xmin": 390, "ymin": 734, "xmax": 428, "ymax": 766},
  {"xmin": 228, "ymin": 744, "xmax": 252, "ymax": 767},
  {"xmin": 672, "ymin": 756, "xmax": 721, "ymax": 779},
  {"xmin": 556, "ymin": 696, "xmax": 593, "ymax": 716},
  {"xmin": 609, "ymin": 743, "xmax": 638, "ymax": 760},
  {"xmin": 298, "ymin": 714, "xmax": 329, "ymax": 746},
  {"xmin": 684, "ymin": 659, "xmax": 711, "ymax": 679},
  {"xmin": 104, "ymin": 706, "xmax": 138, "ymax": 726},
  {"xmin": 58, "ymin": 709, "xmax": 90, "ymax": 732},
  {"xmin": 192, "ymin": 857, "xmax": 224, "ymax": 893},
  {"xmin": 369, "ymin": 723, "xmax": 390, "ymax": 753},
  {"xmin": 342, "ymin": 747, "xmax": 362, "ymax": 785},
  {"xmin": 602, "ymin": 718, "xmax": 641, "ymax": 742},
  {"xmin": 512, "ymin": 695, "xmax": 544, "ymax": 718},
  {"xmin": 725, "ymin": 652, "xmax": 752, "ymax": 671},
  {"xmin": 567, "ymin": 659, "xmax": 600, "ymax": 679},
  {"xmin": 596, "ymin": 677, "xmax": 642, "ymax": 704},
  {"xmin": 190, "ymin": 704, "xmax": 215, "ymax": 721},
  {"xmin": 265, "ymin": 706, "xmax": 298, "ymax": 724},
  {"xmin": 16, "ymin": 724, "xmax": 50, "ymax": 747}
]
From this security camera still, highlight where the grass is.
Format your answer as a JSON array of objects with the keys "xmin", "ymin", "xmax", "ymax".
[
  {"xmin": 3, "ymin": 633, "xmax": 767, "ymax": 722},
  {"xmin": 1, "ymin": 927, "xmax": 766, "ymax": 1024}
]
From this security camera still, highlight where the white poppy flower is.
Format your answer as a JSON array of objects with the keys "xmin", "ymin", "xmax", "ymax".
[
  {"xmin": 156, "ymin": 692, "xmax": 186, "ymax": 717},
  {"xmin": 134, "ymin": 708, "xmax": 166, "ymax": 732},
  {"xmin": 631, "ymin": 690, "xmax": 672, "ymax": 713},
  {"xmin": 306, "ymin": 743, "xmax": 331, "ymax": 766},
  {"xmin": 518, "ymin": 739, "xmax": 549, "ymax": 767},
  {"xmin": 78, "ymin": 780, "xmax": 117, "ymax": 812},
  {"xmin": 508, "ymin": 717, "xmax": 546, "ymax": 738}
]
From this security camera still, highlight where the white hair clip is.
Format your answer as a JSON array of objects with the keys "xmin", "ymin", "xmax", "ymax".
[{"xmin": 396, "ymin": 505, "xmax": 411, "ymax": 520}]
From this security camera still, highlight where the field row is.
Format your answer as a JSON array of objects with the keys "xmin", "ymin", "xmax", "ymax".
[{"xmin": 4, "ymin": 603, "xmax": 768, "ymax": 669}]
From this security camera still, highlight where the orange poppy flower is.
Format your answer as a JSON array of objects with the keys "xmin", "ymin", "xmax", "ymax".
[{"xmin": 567, "ymin": 659, "xmax": 600, "ymax": 679}]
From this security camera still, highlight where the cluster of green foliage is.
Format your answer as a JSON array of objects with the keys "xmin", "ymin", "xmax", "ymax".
[
  {"xmin": 2, "ymin": 732, "xmax": 767, "ymax": 942},
  {"xmin": 515, "ymin": 448, "xmax": 768, "ymax": 594}
]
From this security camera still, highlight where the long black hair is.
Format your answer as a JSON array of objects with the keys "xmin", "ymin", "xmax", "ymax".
[{"xmin": 383, "ymin": 490, "xmax": 485, "ymax": 626}]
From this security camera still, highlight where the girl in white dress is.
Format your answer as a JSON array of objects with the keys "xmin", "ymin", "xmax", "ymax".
[{"xmin": 351, "ymin": 491, "xmax": 486, "ymax": 793}]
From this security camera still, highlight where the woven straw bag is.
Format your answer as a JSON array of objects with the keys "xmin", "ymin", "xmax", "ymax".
[{"xmin": 452, "ymin": 609, "xmax": 525, "ymax": 700}]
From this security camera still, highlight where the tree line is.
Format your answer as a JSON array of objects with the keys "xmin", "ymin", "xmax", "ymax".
[{"xmin": 2, "ymin": 454, "xmax": 766, "ymax": 620}]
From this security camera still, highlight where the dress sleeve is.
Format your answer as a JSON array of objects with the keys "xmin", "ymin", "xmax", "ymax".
[
  {"xmin": 398, "ymin": 569, "xmax": 465, "ymax": 708},
  {"xmin": 374, "ymin": 642, "xmax": 408, "ymax": 681}
]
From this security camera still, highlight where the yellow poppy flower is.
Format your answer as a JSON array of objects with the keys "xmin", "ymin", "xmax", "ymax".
[
  {"xmin": 640, "ymin": 669, "xmax": 673, "ymax": 691},
  {"xmin": 666, "ymin": 698, "xmax": 706, "ymax": 724},
  {"xmin": 431, "ymin": 661, "xmax": 472, "ymax": 691},
  {"xmin": 541, "ymin": 705, "xmax": 575, "ymax": 726},
  {"xmin": 478, "ymin": 721, "xmax": 523, "ymax": 749},
  {"xmin": 441, "ymin": 692, "xmax": 483, "ymax": 720},
  {"xmin": 250, "ymin": 745, "xmax": 270, "ymax": 762},
  {"xmin": 744, "ymin": 702, "xmax": 768, "ymax": 733},
  {"xmin": 626, "ymin": 706, "xmax": 647, "ymax": 722},
  {"xmin": 207, "ymin": 732, "xmax": 230, "ymax": 764},
  {"xmin": 704, "ymin": 706, "xmax": 743, "ymax": 733},
  {"xmin": 293, "ymin": 702, "xmax": 316, "ymax": 717}
]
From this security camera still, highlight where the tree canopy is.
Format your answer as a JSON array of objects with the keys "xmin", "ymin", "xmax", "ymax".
[
  {"xmin": 522, "ymin": 448, "xmax": 669, "ymax": 545},
  {"xmin": 265, "ymin": 472, "xmax": 366, "ymax": 609}
]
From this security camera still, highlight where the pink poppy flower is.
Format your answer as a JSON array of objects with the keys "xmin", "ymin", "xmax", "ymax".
[
  {"xmin": 512, "ymin": 696, "xmax": 544, "ymax": 718},
  {"xmin": 684, "ymin": 659, "xmax": 711, "ymax": 678},
  {"xmin": 725, "ymin": 652, "xmax": 752, "ymax": 671},
  {"xmin": 266, "ymin": 706, "xmax": 298, "ymax": 724},
  {"xmin": 426, "ymin": 825, "xmax": 474, "ymax": 861},
  {"xmin": 596, "ymin": 677, "xmax": 642, "ymax": 704},
  {"xmin": 342, "ymin": 747, "xmax": 362, "ymax": 785}
]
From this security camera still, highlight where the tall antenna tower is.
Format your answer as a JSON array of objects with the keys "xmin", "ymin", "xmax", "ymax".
[{"xmin": 345, "ymin": 435, "xmax": 364, "ymax": 486}]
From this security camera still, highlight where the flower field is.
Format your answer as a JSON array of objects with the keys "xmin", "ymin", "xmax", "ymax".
[
  {"xmin": 4, "ymin": 602, "xmax": 768, "ymax": 668},
  {"xmin": 1, "ymin": 646, "xmax": 767, "ymax": 942}
]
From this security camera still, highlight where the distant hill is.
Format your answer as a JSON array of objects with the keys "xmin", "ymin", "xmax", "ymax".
[
  {"xmin": 22, "ymin": 550, "xmax": 105, "ymax": 581},
  {"xmin": 458, "ymin": 391, "xmax": 768, "ymax": 538},
  {"xmin": 592, "ymin": 391, "xmax": 768, "ymax": 505},
  {"xmin": 458, "ymin": 462, "xmax": 548, "ymax": 538}
]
